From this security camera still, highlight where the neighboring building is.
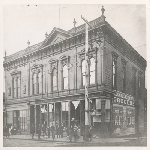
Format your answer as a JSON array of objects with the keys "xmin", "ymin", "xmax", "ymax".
[
  {"xmin": 3, "ymin": 92, "xmax": 6, "ymax": 127},
  {"xmin": 3, "ymin": 7, "xmax": 146, "ymax": 136}
]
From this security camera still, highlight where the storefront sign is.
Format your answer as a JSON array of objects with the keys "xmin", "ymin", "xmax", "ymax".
[{"xmin": 113, "ymin": 91, "xmax": 135, "ymax": 107}]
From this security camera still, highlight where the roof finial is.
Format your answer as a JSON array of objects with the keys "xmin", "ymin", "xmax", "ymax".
[
  {"xmin": 73, "ymin": 18, "xmax": 77, "ymax": 33},
  {"xmin": 45, "ymin": 32, "xmax": 48, "ymax": 38},
  {"xmin": 101, "ymin": 5, "xmax": 105, "ymax": 15},
  {"xmin": 27, "ymin": 40, "xmax": 30, "ymax": 46}
]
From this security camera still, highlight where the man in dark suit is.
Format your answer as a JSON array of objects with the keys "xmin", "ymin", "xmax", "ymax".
[
  {"xmin": 55, "ymin": 123, "xmax": 59, "ymax": 138},
  {"xmin": 47, "ymin": 126, "xmax": 50, "ymax": 138},
  {"xmin": 51, "ymin": 123, "xmax": 55, "ymax": 140},
  {"xmin": 31, "ymin": 123, "xmax": 35, "ymax": 139},
  {"xmin": 60, "ymin": 123, "xmax": 64, "ymax": 138},
  {"xmin": 37, "ymin": 124, "xmax": 41, "ymax": 139}
]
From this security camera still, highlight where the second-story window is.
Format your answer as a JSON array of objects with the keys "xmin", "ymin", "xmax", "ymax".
[
  {"xmin": 112, "ymin": 57, "xmax": 117, "ymax": 90},
  {"xmin": 112, "ymin": 54, "xmax": 118, "ymax": 90},
  {"xmin": 138, "ymin": 72, "xmax": 142, "ymax": 98},
  {"xmin": 90, "ymin": 58, "xmax": 95, "ymax": 85},
  {"xmin": 132, "ymin": 69, "xmax": 137, "ymax": 97},
  {"xmin": 38, "ymin": 72, "xmax": 42, "ymax": 94},
  {"xmin": 52, "ymin": 68, "xmax": 57, "ymax": 91},
  {"xmin": 122, "ymin": 65, "xmax": 126, "ymax": 92},
  {"xmin": 63, "ymin": 65, "xmax": 68, "ymax": 89},
  {"xmin": 17, "ymin": 77, "xmax": 20, "ymax": 97},
  {"xmin": 31, "ymin": 64, "xmax": 43, "ymax": 95},
  {"xmin": 33, "ymin": 73, "xmax": 36, "ymax": 95},
  {"xmin": 82, "ymin": 60, "xmax": 86, "ymax": 86},
  {"xmin": 121, "ymin": 60, "xmax": 126, "ymax": 93},
  {"xmin": 13, "ymin": 77, "xmax": 17, "ymax": 98},
  {"xmin": 11, "ymin": 70, "xmax": 21, "ymax": 98}
]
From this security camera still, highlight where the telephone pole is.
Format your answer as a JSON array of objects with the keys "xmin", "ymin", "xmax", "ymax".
[{"xmin": 81, "ymin": 15, "xmax": 92, "ymax": 141}]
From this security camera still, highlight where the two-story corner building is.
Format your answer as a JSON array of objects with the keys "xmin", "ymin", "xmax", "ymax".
[{"xmin": 3, "ymin": 8, "xmax": 146, "ymax": 137}]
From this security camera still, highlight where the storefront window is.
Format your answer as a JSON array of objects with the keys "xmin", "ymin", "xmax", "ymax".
[
  {"xmin": 48, "ymin": 103, "xmax": 55, "ymax": 127},
  {"xmin": 113, "ymin": 105, "xmax": 135, "ymax": 132},
  {"xmin": 62, "ymin": 102, "xmax": 68, "ymax": 127},
  {"xmin": 20, "ymin": 110, "xmax": 27, "ymax": 132}
]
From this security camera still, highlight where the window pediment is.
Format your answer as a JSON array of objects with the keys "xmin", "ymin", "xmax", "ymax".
[
  {"xmin": 11, "ymin": 70, "xmax": 21, "ymax": 77},
  {"xmin": 78, "ymin": 47, "xmax": 97, "ymax": 61},
  {"xmin": 49, "ymin": 58, "xmax": 58, "ymax": 74},
  {"xmin": 59, "ymin": 55, "xmax": 70, "ymax": 67},
  {"xmin": 31, "ymin": 64, "xmax": 43, "ymax": 73}
]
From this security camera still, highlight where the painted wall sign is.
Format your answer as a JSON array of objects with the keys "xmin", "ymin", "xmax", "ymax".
[{"xmin": 113, "ymin": 91, "xmax": 135, "ymax": 107}]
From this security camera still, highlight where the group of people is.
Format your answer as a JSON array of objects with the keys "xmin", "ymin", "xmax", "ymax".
[
  {"xmin": 4, "ymin": 124, "xmax": 17, "ymax": 138},
  {"xmin": 31, "ymin": 122, "xmax": 64, "ymax": 140}
]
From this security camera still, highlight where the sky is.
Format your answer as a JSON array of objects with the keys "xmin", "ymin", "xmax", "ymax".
[
  {"xmin": 2, "ymin": 4, "xmax": 147, "ymax": 91},
  {"xmin": 3, "ymin": 4, "xmax": 146, "ymax": 59}
]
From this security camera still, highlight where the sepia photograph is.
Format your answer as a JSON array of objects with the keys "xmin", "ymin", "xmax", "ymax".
[{"xmin": 2, "ymin": 2, "xmax": 147, "ymax": 147}]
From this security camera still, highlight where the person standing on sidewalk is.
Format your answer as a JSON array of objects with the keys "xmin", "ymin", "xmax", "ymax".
[
  {"xmin": 69, "ymin": 118, "xmax": 75, "ymax": 142},
  {"xmin": 88, "ymin": 125, "xmax": 92, "ymax": 141},
  {"xmin": 43, "ymin": 124, "xmax": 47, "ymax": 138},
  {"xmin": 5, "ymin": 125, "xmax": 10, "ymax": 138},
  {"xmin": 31, "ymin": 123, "xmax": 35, "ymax": 139},
  {"xmin": 60, "ymin": 123, "xmax": 64, "ymax": 138},
  {"xmin": 47, "ymin": 126, "xmax": 50, "ymax": 138},
  {"xmin": 55, "ymin": 123, "xmax": 59, "ymax": 138},
  {"xmin": 51, "ymin": 123, "xmax": 55, "ymax": 140},
  {"xmin": 37, "ymin": 124, "xmax": 41, "ymax": 139}
]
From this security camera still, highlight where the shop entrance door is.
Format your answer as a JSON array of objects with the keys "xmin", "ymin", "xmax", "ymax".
[{"xmin": 13, "ymin": 110, "xmax": 20, "ymax": 132}]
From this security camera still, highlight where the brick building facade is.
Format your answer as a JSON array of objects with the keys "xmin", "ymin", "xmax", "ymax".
[{"xmin": 3, "ymin": 9, "xmax": 146, "ymax": 136}]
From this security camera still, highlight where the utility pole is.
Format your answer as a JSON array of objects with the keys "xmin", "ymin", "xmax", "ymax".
[
  {"xmin": 81, "ymin": 15, "xmax": 93, "ymax": 141},
  {"xmin": 81, "ymin": 14, "xmax": 102, "ymax": 141}
]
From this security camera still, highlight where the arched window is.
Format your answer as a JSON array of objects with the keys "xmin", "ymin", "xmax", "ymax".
[
  {"xmin": 52, "ymin": 69, "xmax": 57, "ymax": 91},
  {"xmin": 37, "ymin": 72, "xmax": 42, "ymax": 94},
  {"xmin": 122, "ymin": 65, "xmax": 126, "ymax": 92},
  {"xmin": 112, "ymin": 57, "xmax": 117, "ymax": 90},
  {"xmin": 33, "ymin": 73, "xmax": 36, "ymax": 95},
  {"xmin": 63, "ymin": 65, "xmax": 68, "ymax": 89},
  {"xmin": 90, "ymin": 58, "xmax": 95, "ymax": 85},
  {"xmin": 17, "ymin": 77, "xmax": 20, "ymax": 97},
  {"xmin": 82, "ymin": 60, "xmax": 86, "ymax": 86},
  {"xmin": 13, "ymin": 77, "xmax": 17, "ymax": 98}
]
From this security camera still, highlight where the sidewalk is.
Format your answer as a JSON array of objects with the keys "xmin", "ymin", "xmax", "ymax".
[{"xmin": 4, "ymin": 134, "xmax": 147, "ymax": 144}]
